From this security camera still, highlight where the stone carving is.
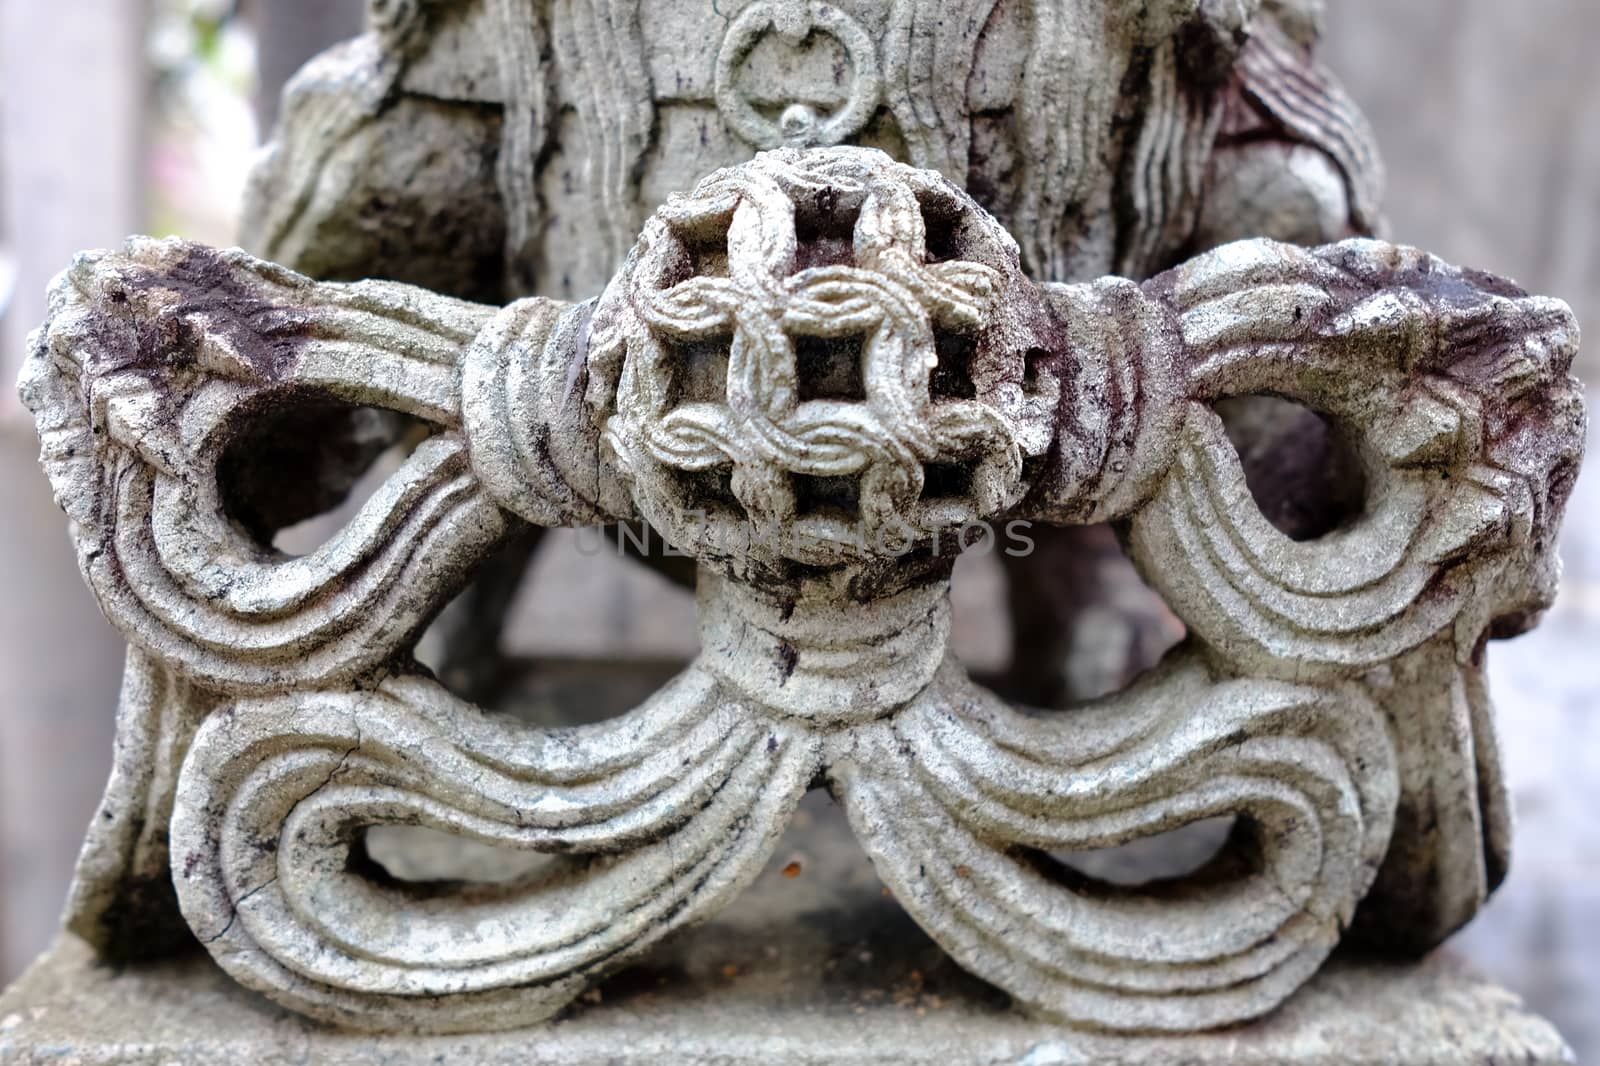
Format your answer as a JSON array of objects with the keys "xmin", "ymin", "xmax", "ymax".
[
  {"xmin": 244, "ymin": 0, "xmax": 1379, "ymax": 298},
  {"xmin": 715, "ymin": 1, "xmax": 882, "ymax": 149},
  {"xmin": 598, "ymin": 153, "xmax": 1029, "ymax": 571},
  {"xmin": 20, "ymin": 142, "xmax": 1584, "ymax": 1034},
  {"xmin": 236, "ymin": 0, "xmax": 1392, "ymax": 732}
]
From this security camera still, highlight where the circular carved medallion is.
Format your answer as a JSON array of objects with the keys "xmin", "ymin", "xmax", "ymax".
[{"xmin": 715, "ymin": 1, "xmax": 882, "ymax": 149}]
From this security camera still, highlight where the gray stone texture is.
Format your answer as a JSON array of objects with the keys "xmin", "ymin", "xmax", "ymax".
[
  {"xmin": 0, "ymin": 0, "xmax": 1593, "ymax": 1056},
  {"xmin": 18, "ymin": 137, "xmax": 1584, "ymax": 1033},
  {"xmin": 0, "ymin": 790, "xmax": 1577, "ymax": 1066}
]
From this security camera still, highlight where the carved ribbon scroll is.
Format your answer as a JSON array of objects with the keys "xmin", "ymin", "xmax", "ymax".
[{"xmin": 21, "ymin": 147, "xmax": 1584, "ymax": 1034}]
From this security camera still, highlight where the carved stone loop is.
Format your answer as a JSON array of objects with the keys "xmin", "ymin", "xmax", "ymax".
[{"xmin": 715, "ymin": 1, "xmax": 882, "ymax": 149}]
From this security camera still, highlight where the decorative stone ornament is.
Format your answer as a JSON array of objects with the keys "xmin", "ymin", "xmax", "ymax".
[
  {"xmin": 20, "ymin": 142, "xmax": 1585, "ymax": 1035},
  {"xmin": 715, "ymin": 1, "xmax": 883, "ymax": 148},
  {"xmin": 5, "ymin": 0, "xmax": 1588, "ymax": 1057},
  {"xmin": 597, "ymin": 152, "xmax": 1032, "ymax": 573}
]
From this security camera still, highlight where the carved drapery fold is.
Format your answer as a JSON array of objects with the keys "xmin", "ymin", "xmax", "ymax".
[
  {"xmin": 20, "ymin": 147, "xmax": 1586, "ymax": 1034},
  {"xmin": 833, "ymin": 654, "xmax": 1396, "ymax": 1031},
  {"xmin": 172, "ymin": 671, "xmax": 818, "ymax": 1032}
]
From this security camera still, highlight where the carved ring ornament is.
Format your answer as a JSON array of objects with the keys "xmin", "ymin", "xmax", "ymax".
[
  {"xmin": 714, "ymin": 1, "xmax": 882, "ymax": 149},
  {"xmin": 21, "ymin": 148, "xmax": 1586, "ymax": 1033}
]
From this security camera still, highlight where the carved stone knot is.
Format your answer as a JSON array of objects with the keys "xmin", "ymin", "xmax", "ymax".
[{"xmin": 592, "ymin": 148, "xmax": 1049, "ymax": 576}]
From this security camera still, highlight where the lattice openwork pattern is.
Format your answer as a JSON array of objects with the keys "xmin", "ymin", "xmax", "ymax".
[{"xmin": 594, "ymin": 151, "xmax": 1038, "ymax": 566}]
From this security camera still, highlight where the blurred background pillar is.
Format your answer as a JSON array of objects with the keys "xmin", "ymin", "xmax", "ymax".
[
  {"xmin": 1324, "ymin": 0, "xmax": 1600, "ymax": 419},
  {"xmin": 0, "ymin": 0, "xmax": 152, "ymax": 978},
  {"xmin": 246, "ymin": 0, "xmax": 364, "ymax": 130}
]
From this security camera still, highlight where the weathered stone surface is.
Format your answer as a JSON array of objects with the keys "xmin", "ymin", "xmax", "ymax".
[
  {"xmin": 242, "ymin": 0, "xmax": 1389, "ymax": 713},
  {"xmin": 9, "ymin": 0, "xmax": 1589, "ymax": 1052},
  {"xmin": 17, "ymin": 143, "xmax": 1585, "ymax": 1036},
  {"xmin": 245, "ymin": 0, "xmax": 1382, "ymax": 302},
  {"xmin": 0, "ymin": 796, "xmax": 1576, "ymax": 1065},
  {"xmin": 0, "ymin": 661, "xmax": 1561, "ymax": 1062}
]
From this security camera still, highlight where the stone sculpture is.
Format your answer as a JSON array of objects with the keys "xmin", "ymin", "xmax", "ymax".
[
  {"xmin": 247, "ymin": 0, "xmax": 1387, "ymax": 710},
  {"xmin": 9, "ymin": 0, "xmax": 1588, "ymax": 1050}
]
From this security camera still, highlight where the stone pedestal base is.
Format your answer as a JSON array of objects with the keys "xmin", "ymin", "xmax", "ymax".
[{"xmin": 0, "ymin": 932, "xmax": 1573, "ymax": 1065}]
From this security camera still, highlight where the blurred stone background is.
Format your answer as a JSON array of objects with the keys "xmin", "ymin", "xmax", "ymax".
[
  {"xmin": 1323, "ymin": 6, "xmax": 1600, "ymax": 1056},
  {"xmin": 0, "ymin": 0, "xmax": 1595, "ymax": 1055}
]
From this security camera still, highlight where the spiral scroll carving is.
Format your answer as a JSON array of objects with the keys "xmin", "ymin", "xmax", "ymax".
[
  {"xmin": 172, "ymin": 672, "xmax": 817, "ymax": 1032},
  {"xmin": 833, "ymin": 654, "xmax": 1396, "ymax": 1031},
  {"xmin": 20, "ymin": 240, "xmax": 509, "ymax": 694}
]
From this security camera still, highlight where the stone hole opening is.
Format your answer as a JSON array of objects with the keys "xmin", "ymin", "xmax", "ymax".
[
  {"xmin": 793, "ymin": 472, "xmax": 861, "ymax": 522},
  {"xmin": 914, "ymin": 187, "xmax": 965, "ymax": 264},
  {"xmin": 793, "ymin": 188, "xmax": 861, "ymax": 271},
  {"xmin": 998, "ymin": 524, "xmax": 1185, "ymax": 707},
  {"xmin": 676, "ymin": 467, "xmax": 746, "ymax": 521},
  {"xmin": 682, "ymin": 229, "xmax": 730, "ymax": 279},
  {"xmin": 665, "ymin": 335, "xmax": 733, "ymax": 406},
  {"xmin": 930, "ymin": 331, "xmax": 979, "ymax": 400},
  {"xmin": 217, "ymin": 395, "xmax": 426, "ymax": 557},
  {"xmin": 1020, "ymin": 453, "xmax": 1049, "ymax": 489},
  {"xmin": 1215, "ymin": 395, "xmax": 1369, "ymax": 542},
  {"xmin": 1039, "ymin": 816, "xmax": 1243, "ymax": 890},
  {"xmin": 1022, "ymin": 346, "xmax": 1050, "ymax": 397},
  {"xmin": 795, "ymin": 332, "xmax": 868, "ymax": 401},
  {"xmin": 920, "ymin": 461, "xmax": 977, "ymax": 504},
  {"xmin": 358, "ymin": 825, "xmax": 567, "ymax": 887}
]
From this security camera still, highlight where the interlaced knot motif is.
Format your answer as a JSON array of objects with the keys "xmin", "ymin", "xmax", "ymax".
[{"xmin": 595, "ymin": 150, "xmax": 1029, "ymax": 567}]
